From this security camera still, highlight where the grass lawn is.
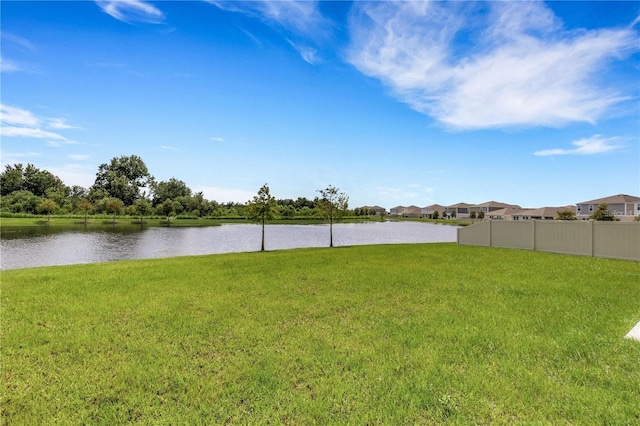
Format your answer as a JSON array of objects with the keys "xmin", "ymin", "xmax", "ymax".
[{"xmin": 2, "ymin": 244, "xmax": 639, "ymax": 424}]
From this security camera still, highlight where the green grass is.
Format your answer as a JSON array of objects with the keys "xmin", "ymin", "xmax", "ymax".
[{"xmin": 2, "ymin": 244, "xmax": 639, "ymax": 424}]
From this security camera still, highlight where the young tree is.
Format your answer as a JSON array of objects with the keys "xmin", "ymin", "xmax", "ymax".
[
  {"xmin": 104, "ymin": 197, "xmax": 124, "ymax": 223},
  {"xmin": 77, "ymin": 198, "xmax": 94, "ymax": 224},
  {"xmin": 556, "ymin": 210, "xmax": 577, "ymax": 220},
  {"xmin": 37, "ymin": 199, "xmax": 57, "ymax": 222},
  {"xmin": 316, "ymin": 185, "xmax": 349, "ymax": 248},
  {"xmin": 589, "ymin": 203, "xmax": 617, "ymax": 221},
  {"xmin": 246, "ymin": 184, "xmax": 279, "ymax": 251},
  {"xmin": 159, "ymin": 199, "xmax": 175, "ymax": 225},
  {"xmin": 132, "ymin": 199, "xmax": 153, "ymax": 225}
]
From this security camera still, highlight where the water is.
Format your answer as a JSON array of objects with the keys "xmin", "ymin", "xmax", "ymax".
[{"xmin": 0, "ymin": 222, "xmax": 458, "ymax": 270}]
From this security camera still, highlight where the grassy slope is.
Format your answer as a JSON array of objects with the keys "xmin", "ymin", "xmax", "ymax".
[{"xmin": 2, "ymin": 244, "xmax": 639, "ymax": 424}]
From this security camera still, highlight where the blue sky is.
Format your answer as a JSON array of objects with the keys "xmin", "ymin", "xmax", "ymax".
[{"xmin": 1, "ymin": 0, "xmax": 639, "ymax": 208}]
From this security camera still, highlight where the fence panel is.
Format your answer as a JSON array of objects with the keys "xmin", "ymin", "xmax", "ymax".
[
  {"xmin": 593, "ymin": 222, "xmax": 640, "ymax": 261},
  {"xmin": 457, "ymin": 220, "xmax": 490, "ymax": 246},
  {"xmin": 492, "ymin": 221, "xmax": 533, "ymax": 250},
  {"xmin": 458, "ymin": 220, "xmax": 640, "ymax": 261},
  {"xmin": 535, "ymin": 221, "xmax": 592, "ymax": 256}
]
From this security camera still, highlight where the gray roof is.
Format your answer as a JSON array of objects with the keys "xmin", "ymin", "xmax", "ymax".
[{"xmin": 578, "ymin": 194, "xmax": 640, "ymax": 205}]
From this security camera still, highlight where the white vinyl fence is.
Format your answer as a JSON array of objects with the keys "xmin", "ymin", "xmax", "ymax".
[{"xmin": 457, "ymin": 220, "xmax": 640, "ymax": 261}]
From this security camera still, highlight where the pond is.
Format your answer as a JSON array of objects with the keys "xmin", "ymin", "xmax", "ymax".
[{"xmin": 0, "ymin": 221, "xmax": 458, "ymax": 270}]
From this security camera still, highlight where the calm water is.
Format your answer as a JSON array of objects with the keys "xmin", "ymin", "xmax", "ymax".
[{"xmin": 0, "ymin": 222, "xmax": 458, "ymax": 270}]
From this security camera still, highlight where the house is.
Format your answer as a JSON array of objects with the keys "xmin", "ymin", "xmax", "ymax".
[
  {"xmin": 486, "ymin": 207, "xmax": 524, "ymax": 220},
  {"xmin": 576, "ymin": 194, "xmax": 640, "ymax": 221},
  {"xmin": 390, "ymin": 206, "xmax": 406, "ymax": 216},
  {"xmin": 358, "ymin": 205, "xmax": 387, "ymax": 216},
  {"xmin": 403, "ymin": 205, "xmax": 423, "ymax": 218},
  {"xmin": 511, "ymin": 206, "xmax": 575, "ymax": 221},
  {"xmin": 445, "ymin": 202, "xmax": 473, "ymax": 218},
  {"xmin": 470, "ymin": 201, "xmax": 521, "ymax": 215},
  {"xmin": 423, "ymin": 204, "xmax": 447, "ymax": 219}
]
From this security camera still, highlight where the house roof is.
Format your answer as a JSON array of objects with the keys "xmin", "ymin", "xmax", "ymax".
[
  {"xmin": 475, "ymin": 201, "xmax": 521, "ymax": 209},
  {"xmin": 424, "ymin": 204, "xmax": 446, "ymax": 211},
  {"xmin": 448, "ymin": 202, "xmax": 472, "ymax": 208},
  {"xmin": 577, "ymin": 194, "xmax": 640, "ymax": 205},
  {"xmin": 487, "ymin": 207, "xmax": 524, "ymax": 217},
  {"xmin": 514, "ymin": 206, "xmax": 575, "ymax": 218},
  {"xmin": 359, "ymin": 205, "xmax": 386, "ymax": 211}
]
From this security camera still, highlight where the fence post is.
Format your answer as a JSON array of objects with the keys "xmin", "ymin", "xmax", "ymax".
[
  {"xmin": 589, "ymin": 220, "xmax": 594, "ymax": 257},
  {"xmin": 488, "ymin": 219, "xmax": 492, "ymax": 247},
  {"xmin": 532, "ymin": 220, "xmax": 536, "ymax": 252}
]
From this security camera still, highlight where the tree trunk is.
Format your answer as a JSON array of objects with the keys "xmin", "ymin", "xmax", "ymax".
[
  {"xmin": 261, "ymin": 216, "xmax": 265, "ymax": 251},
  {"xmin": 329, "ymin": 217, "xmax": 333, "ymax": 248}
]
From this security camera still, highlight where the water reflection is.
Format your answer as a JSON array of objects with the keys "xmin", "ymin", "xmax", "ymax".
[{"xmin": 1, "ymin": 222, "xmax": 458, "ymax": 270}]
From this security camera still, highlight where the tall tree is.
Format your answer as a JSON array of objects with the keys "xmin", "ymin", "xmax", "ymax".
[
  {"xmin": 90, "ymin": 155, "xmax": 153, "ymax": 206},
  {"xmin": 316, "ymin": 185, "xmax": 349, "ymax": 248},
  {"xmin": 246, "ymin": 184, "xmax": 279, "ymax": 252},
  {"xmin": 0, "ymin": 163, "xmax": 24, "ymax": 195},
  {"xmin": 151, "ymin": 177, "xmax": 192, "ymax": 206},
  {"xmin": 0, "ymin": 163, "xmax": 68, "ymax": 197}
]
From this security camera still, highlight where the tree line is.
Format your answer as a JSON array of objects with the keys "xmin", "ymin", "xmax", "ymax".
[{"xmin": 0, "ymin": 155, "xmax": 356, "ymax": 222}]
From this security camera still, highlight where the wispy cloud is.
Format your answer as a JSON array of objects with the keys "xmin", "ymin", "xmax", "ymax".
[
  {"xmin": 208, "ymin": 0, "xmax": 329, "ymax": 63},
  {"xmin": 68, "ymin": 154, "xmax": 90, "ymax": 161},
  {"xmin": 0, "ymin": 104, "xmax": 80, "ymax": 146},
  {"xmin": 534, "ymin": 135, "xmax": 624, "ymax": 156},
  {"xmin": 48, "ymin": 164, "xmax": 96, "ymax": 188},
  {"xmin": 0, "ymin": 151, "xmax": 42, "ymax": 165},
  {"xmin": 287, "ymin": 39, "xmax": 319, "ymax": 65},
  {"xmin": 210, "ymin": 137, "xmax": 224, "ymax": 143},
  {"xmin": 161, "ymin": 145, "xmax": 180, "ymax": 151},
  {"xmin": 96, "ymin": 0, "xmax": 164, "ymax": 24},
  {"xmin": 1, "ymin": 32, "xmax": 36, "ymax": 51},
  {"xmin": 1, "ymin": 56, "xmax": 22, "ymax": 73},
  {"xmin": 48, "ymin": 118, "xmax": 83, "ymax": 130},
  {"xmin": 347, "ymin": 1, "xmax": 638, "ymax": 130},
  {"xmin": 1, "ymin": 104, "xmax": 39, "ymax": 126}
]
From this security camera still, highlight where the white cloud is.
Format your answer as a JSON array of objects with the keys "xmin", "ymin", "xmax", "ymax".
[
  {"xmin": 209, "ymin": 1, "xmax": 325, "ymax": 35},
  {"xmin": 0, "ymin": 104, "xmax": 80, "ymax": 146},
  {"xmin": 0, "ymin": 151, "xmax": 42, "ymax": 165},
  {"xmin": 287, "ymin": 39, "xmax": 319, "ymax": 65},
  {"xmin": 95, "ymin": 0, "xmax": 164, "ymax": 24},
  {"xmin": 1, "ymin": 32, "xmax": 36, "ymax": 51},
  {"xmin": 161, "ymin": 145, "xmax": 180, "ymax": 151},
  {"xmin": 1, "ymin": 56, "xmax": 21, "ymax": 73},
  {"xmin": 208, "ymin": 0, "xmax": 329, "ymax": 63},
  {"xmin": 48, "ymin": 118, "xmax": 82, "ymax": 130},
  {"xmin": 47, "ymin": 164, "xmax": 96, "ymax": 189},
  {"xmin": 68, "ymin": 154, "xmax": 90, "ymax": 161},
  {"xmin": 1, "ymin": 126, "xmax": 68, "ymax": 141},
  {"xmin": 1, "ymin": 104, "xmax": 39, "ymax": 126},
  {"xmin": 534, "ymin": 135, "xmax": 624, "ymax": 156},
  {"xmin": 194, "ymin": 185, "xmax": 256, "ymax": 204},
  {"xmin": 210, "ymin": 137, "xmax": 224, "ymax": 143},
  {"xmin": 347, "ymin": 1, "xmax": 639, "ymax": 130}
]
